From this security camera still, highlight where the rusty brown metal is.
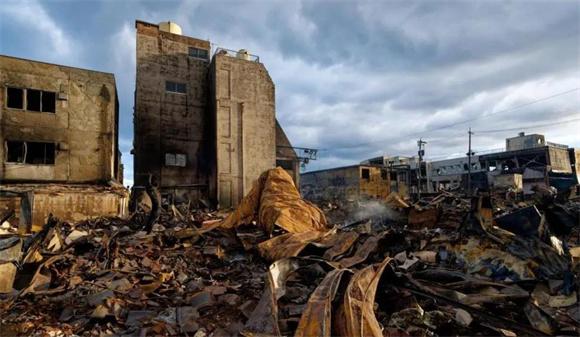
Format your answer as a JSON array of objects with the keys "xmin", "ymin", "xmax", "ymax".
[
  {"xmin": 331, "ymin": 232, "xmax": 387, "ymax": 269},
  {"xmin": 257, "ymin": 231, "xmax": 329, "ymax": 261},
  {"xmin": 322, "ymin": 231, "xmax": 360, "ymax": 261},
  {"xmin": 294, "ymin": 268, "xmax": 349, "ymax": 337},
  {"xmin": 335, "ymin": 257, "xmax": 393, "ymax": 337}
]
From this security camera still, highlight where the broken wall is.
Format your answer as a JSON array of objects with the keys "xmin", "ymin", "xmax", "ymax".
[
  {"xmin": 0, "ymin": 55, "xmax": 119, "ymax": 183},
  {"xmin": 211, "ymin": 53, "xmax": 276, "ymax": 208},
  {"xmin": 548, "ymin": 147, "xmax": 572, "ymax": 173},
  {"xmin": 1, "ymin": 184, "xmax": 128, "ymax": 231}
]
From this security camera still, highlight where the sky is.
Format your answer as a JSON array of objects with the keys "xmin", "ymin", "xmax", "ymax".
[{"xmin": 1, "ymin": 0, "xmax": 579, "ymax": 186}]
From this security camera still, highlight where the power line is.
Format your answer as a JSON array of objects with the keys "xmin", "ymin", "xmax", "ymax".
[
  {"xmin": 318, "ymin": 87, "xmax": 579, "ymax": 151},
  {"xmin": 423, "ymin": 88, "xmax": 580, "ymax": 134},
  {"xmin": 473, "ymin": 114, "xmax": 580, "ymax": 134}
]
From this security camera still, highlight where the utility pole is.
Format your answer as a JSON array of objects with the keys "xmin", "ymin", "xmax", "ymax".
[
  {"xmin": 417, "ymin": 139, "xmax": 427, "ymax": 199},
  {"xmin": 467, "ymin": 128, "xmax": 474, "ymax": 196}
]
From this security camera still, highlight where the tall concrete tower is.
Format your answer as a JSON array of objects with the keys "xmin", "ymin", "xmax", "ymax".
[{"xmin": 134, "ymin": 20, "xmax": 212, "ymax": 202}]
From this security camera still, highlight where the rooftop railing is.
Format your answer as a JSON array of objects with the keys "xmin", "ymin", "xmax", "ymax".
[
  {"xmin": 214, "ymin": 47, "xmax": 260, "ymax": 62},
  {"xmin": 546, "ymin": 141, "xmax": 568, "ymax": 149}
]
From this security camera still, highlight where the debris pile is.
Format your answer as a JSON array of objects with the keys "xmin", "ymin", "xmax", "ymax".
[{"xmin": 1, "ymin": 168, "xmax": 578, "ymax": 336}]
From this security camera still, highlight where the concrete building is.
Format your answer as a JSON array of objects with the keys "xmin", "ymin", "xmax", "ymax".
[
  {"xmin": 300, "ymin": 165, "xmax": 390, "ymax": 203},
  {"xmin": 480, "ymin": 133, "xmax": 575, "ymax": 195},
  {"xmin": 133, "ymin": 20, "xmax": 298, "ymax": 208},
  {"xmin": 0, "ymin": 55, "xmax": 127, "ymax": 231},
  {"xmin": 429, "ymin": 155, "xmax": 485, "ymax": 191}
]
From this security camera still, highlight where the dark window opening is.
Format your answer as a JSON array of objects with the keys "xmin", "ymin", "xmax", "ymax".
[
  {"xmin": 6, "ymin": 141, "xmax": 25, "ymax": 163},
  {"xmin": 165, "ymin": 81, "xmax": 187, "ymax": 94},
  {"xmin": 27, "ymin": 89, "xmax": 41, "ymax": 111},
  {"xmin": 381, "ymin": 169, "xmax": 388, "ymax": 180},
  {"xmin": 42, "ymin": 91, "xmax": 56, "ymax": 113},
  {"xmin": 5, "ymin": 141, "xmax": 55, "ymax": 164},
  {"xmin": 25, "ymin": 142, "xmax": 55, "ymax": 164},
  {"xmin": 189, "ymin": 47, "xmax": 209, "ymax": 60},
  {"xmin": 7, "ymin": 87, "xmax": 24, "ymax": 109},
  {"xmin": 361, "ymin": 168, "xmax": 370, "ymax": 180},
  {"xmin": 390, "ymin": 171, "xmax": 397, "ymax": 180}
]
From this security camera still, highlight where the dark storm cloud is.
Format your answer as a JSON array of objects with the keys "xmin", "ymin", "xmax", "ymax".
[{"xmin": 1, "ymin": 0, "xmax": 578, "ymax": 179}]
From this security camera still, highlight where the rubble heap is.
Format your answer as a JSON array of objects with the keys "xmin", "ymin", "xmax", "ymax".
[{"xmin": 1, "ymin": 168, "xmax": 578, "ymax": 336}]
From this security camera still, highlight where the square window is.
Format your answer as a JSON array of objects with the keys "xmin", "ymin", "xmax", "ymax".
[
  {"xmin": 165, "ymin": 153, "xmax": 176, "ymax": 166},
  {"xmin": 165, "ymin": 81, "xmax": 176, "ymax": 92},
  {"xmin": 27, "ymin": 89, "xmax": 41, "ymax": 111},
  {"xmin": 175, "ymin": 83, "xmax": 186, "ymax": 94},
  {"xmin": 175, "ymin": 154, "xmax": 186, "ymax": 167},
  {"xmin": 361, "ymin": 168, "xmax": 370, "ymax": 180},
  {"xmin": 6, "ymin": 141, "xmax": 25, "ymax": 163},
  {"xmin": 6, "ymin": 87, "xmax": 24, "ymax": 109}
]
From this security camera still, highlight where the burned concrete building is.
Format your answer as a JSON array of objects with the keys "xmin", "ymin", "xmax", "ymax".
[
  {"xmin": 480, "ymin": 132, "xmax": 578, "ymax": 195},
  {"xmin": 0, "ymin": 55, "xmax": 127, "ymax": 231},
  {"xmin": 133, "ymin": 20, "xmax": 298, "ymax": 208},
  {"xmin": 300, "ymin": 165, "xmax": 391, "ymax": 203}
]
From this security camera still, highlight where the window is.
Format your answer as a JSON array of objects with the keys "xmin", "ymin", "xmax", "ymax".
[
  {"xmin": 361, "ymin": 168, "xmax": 370, "ymax": 180},
  {"xmin": 188, "ymin": 47, "xmax": 209, "ymax": 60},
  {"xmin": 6, "ymin": 87, "xmax": 24, "ymax": 109},
  {"xmin": 390, "ymin": 171, "xmax": 397, "ymax": 180},
  {"xmin": 165, "ymin": 153, "xmax": 186, "ymax": 167},
  {"xmin": 6, "ymin": 141, "xmax": 25, "ymax": 163},
  {"xmin": 27, "ymin": 89, "xmax": 41, "ymax": 111},
  {"xmin": 165, "ymin": 81, "xmax": 187, "ymax": 94},
  {"xmin": 5, "ymin": 141, "xmax": 55, "ymax": 165},
  {"xmin": 6, "ymin": 88, "xmax": 56, "ymax": 112},
  {"xmin": 26, "ymin": 142, "xmax": 55, "ymax": 164},
  {"xmin": 42, "ymin": 91, "xmax": 56, "ymax": 113},
  {"xmin": 381, "ymin": 169, "xmax": 388, "ymax": 180}
]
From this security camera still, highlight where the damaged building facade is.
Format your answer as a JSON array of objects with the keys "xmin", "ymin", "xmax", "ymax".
[
  {"xmin": 133, "ymin": 21, "xmax": 299, "ymax": 208},
  {"xmin": 0, "ymin": 55, "xmax": 127, "ymax": 231},
  {"xmin": 480, "ymin": 132, "xmax": 578, "ymax": 195},
  {"xmin": 300, "ymin": 165, "xmax": 391, "ymax": 202}
]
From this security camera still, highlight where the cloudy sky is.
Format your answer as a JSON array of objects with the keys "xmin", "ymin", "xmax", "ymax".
[{"xmin": 1, "ymin": 0, "xmax": 579, "ymax": 186}]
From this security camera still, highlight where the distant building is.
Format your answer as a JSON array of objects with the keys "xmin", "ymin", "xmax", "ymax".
[
  {"xmin": 429, "ymin": 155, "xmax": 485, "ymax": 191},
  {"xmin": 426, "ymin": 132, "xmax": 578, "ymax": 195},
  {"xmin": 0, "ymin": 55, "xmax": 127, "ymax": 231},
  {"xmin": 133, "ymin": 20, "xmax": 299, "ymax": 208},
  {"xmin": 480, "ymin": 133, "xmax": 575, "ymax": 194},
  {"xmin": 363, "ymin": 155, "xmax": 429, "ymax": 197},
  {"xmin": 300, "ymin": 165, "xmax": 391, "ymax": 203}
]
